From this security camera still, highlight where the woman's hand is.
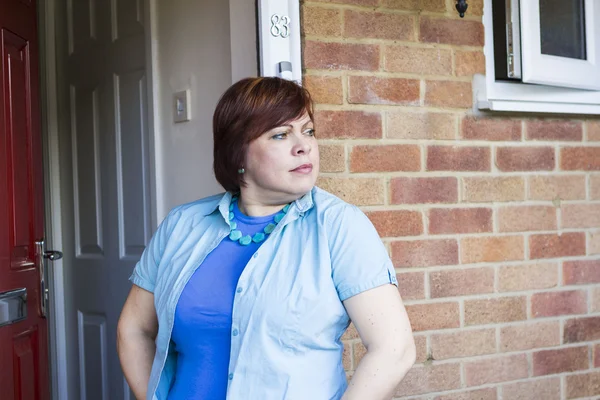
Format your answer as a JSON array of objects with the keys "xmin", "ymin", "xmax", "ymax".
[
  {"xmin": 341, "ymin": 284, "xmax": 416, "ymax": 400},
  {"xmin": 117, "ymin": 285, "xmax": 159, "ymax": 400}
]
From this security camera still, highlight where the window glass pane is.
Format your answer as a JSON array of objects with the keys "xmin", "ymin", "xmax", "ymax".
[{"xmin": 539, "ymin": 0, "xmax": 586, "ymax": 60}]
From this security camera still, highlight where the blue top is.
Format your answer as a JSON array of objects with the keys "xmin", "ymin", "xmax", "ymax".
[
  {"xmin": 167, "ymin": 201, "xmax": 274, "ymax": 399},
  {"xmin": 129, "ymin": 187, "xmax": 398, "ymax": 400}
]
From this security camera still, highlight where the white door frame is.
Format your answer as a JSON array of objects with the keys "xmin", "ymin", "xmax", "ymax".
[{"xmin": 40, "ymin": 0, "xmax": 258, "ymax": 398}]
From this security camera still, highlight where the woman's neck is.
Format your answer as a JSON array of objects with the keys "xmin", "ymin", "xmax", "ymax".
[{"xmin": 236, "ymin": 194, "xmax": 289, "ymax": 217}]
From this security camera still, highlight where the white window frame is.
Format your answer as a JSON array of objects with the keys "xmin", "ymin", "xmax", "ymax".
[
  {"xmin": 521, "ymin": 0, "xmax": 600, "ymax": 90},
  {"xmin": 476, "ymin": 0, "xmax": 600, "ymax": 114}
]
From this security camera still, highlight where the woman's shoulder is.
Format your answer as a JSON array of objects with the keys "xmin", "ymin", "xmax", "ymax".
[{"xmin": 164, "ymin": 192, "xmax": 227, "ymax": 223}]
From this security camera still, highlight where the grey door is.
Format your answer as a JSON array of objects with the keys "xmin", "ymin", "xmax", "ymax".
[{"xmin": 54, "ymin": 1, "xmax": 151, "ymax": 399}]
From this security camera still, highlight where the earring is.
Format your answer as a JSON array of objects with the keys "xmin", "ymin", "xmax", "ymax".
[{"xmin": 238, "ymin": 168, "xmax": 245, "ymax": 174}]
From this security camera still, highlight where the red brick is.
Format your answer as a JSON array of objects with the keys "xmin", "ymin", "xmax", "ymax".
[
  {"xmin": 496, "ymin": 147, "xmax": 555, "ymax": 171},
  {"xmin": 461, "ymin": 117, "xmax": 521, "ymax": 141},
  {"xmin": 462, "ymin": 177, "xmax": 525, "ymax": 202},
  {"xmin": 528, "ymin": 175, "xmax": 587, "ymax": 200},
  {"xmin": 529, "ymin": 232, "xmax": 586, "ymax": 260},
  {"xmin": 591, "ymin": 232, "xmax": 600, "ymax": 255},
  {"xmin": 430, "ymin": 329, "xmax": 496, "ymax": 360},
  {"xmin": 384, "ymin": 45, "xmax": 452, "ymax": 75},
  {"xmin": 302, "ymin": 6, "xmax": 342, "ymax": 37},
  {"xmin": 465, "ymin": 296, "xmax": 527, "ymax": 325},
  {"xmin": 395, "ymin": 363, "xmax": 462, "ymax": 397},
  {"xmin": 350, "ymin": 144, "xmax": 420, "ymax": 172},
  {"xmin": 427, "ymin": 146, "xmax": 490, "ymax": 172},
  {"xmin": 531, "ymin": 290, "xmax": 587, "ymax": 318},
  {"xmin": 464, "ymin": 354, "xmax": 528, "ymax": 386},
  {"xmin": 468, "ymin": 0, "xmax": 484, "ymax": 15},
  {"xmin": 498, "ymin": 263, "xmax": 558, "ymax": 292},
  {"xmin": 342, "ymin": 341, "xmax": 351, "ymax": 370},
  {"xmin": 501, "ymin": 378, "xmax": 561, "ymax": 400},
  {"xmin": 564, "ymin": 260, "xmax": 600, "ymax": 285},
  {"xmin": 304, "ymin": 41, "xmax": 379, "ymax": 71},
  {"xmin": 526, "ymin": 120, "xmax": 583, "ymax": 141},
  {"xmin": 366, "ymin": 210, "xmax": 423, "ymax": 238},
  {"xmin": 561, "ymin": 204, "xmax": 600, "ymax": 229},
  {"xmin": 588, "ymin": 120, "xmax": 600, "ymax": 141},
  {"xmin": 594, "ymin": 344, "xmax": 600, "ymax": 368},
  {"xmin": 305, "ymin": 0, "xmax": 378, "ymax": 5},
  {"xmin": 430, "ymin": 267, "xmax": 494, "ymax": 298},
  {"xmin": 593, "ymin": 288, "xmax": 600, "ymax": 312},
  {"xmin": 387, "ymin": 111, "xmax": 456, "ymax": 140},
  {"xmin": 500, "ymin": 321, "xmax": 560, "ymax": 352},
  {"xmin": 381, "ymin": 0, "xmax": 446, "ymax": 12},
  {"xmin": 391, "ymin": 177, "xmax": 458, "ymax": 204},
  {"xmin": 397, "ymin": 272, "xmax": 425, "ymax": 300},
  {"xmin": 315, "ymin": 110, "xmax": 381, "ymax": 139},
  {"xmin": 434, "ymin": 388, "xmax": 497, "ymax": 400},
  {"xmin": 566, "ymin": 371, "xmax": 600, "ymax": 399},
  {"xmin": 406, "ymin": 302, "xmax": 460, "ymax": 332},
  {"xmin": 344, "ymin": 10, "xmax": 415, "ymax": 40},
  {"xmin": 428, "ymin": 208, "xmax": 492, "ymax": 235},
  {"xmin": 342, "ymin": 322, "xmax": 359, "ymax": 340},
  {"xmin": 348, "ymin": 76, "xmax": 420, "ymax": 105},
  {"xmin": 316, "ymin": 177, "xmax": 384, "ymax": 205},
  {"xmin": 498, "ymin": 205, "xmax": 557, "ymax": 233},
  {"xmin": 592, "ymin": 175, "xmax": 600, "ymax": 199},
  {"xmin": 561, "ymin": 147, "xmax": 600, "ymax": 170},
  {"xmin": 420, "ymin": 17, "xmax": 484, "ymax": 46},
  {"xmin": 392, "ymin": 239, "xmax": 458, "ymax": 268},
  {"xmin": 455, "ymin": 51, "xmax": 486, "ymax": 77},
  {"xmin": 533, "ymin": 346, "xmax": 588, "ymax": 376},
  {"xmin": 319, "ymin": 144, "xmax": 345, "ymax": 172},
  {"xmin": 564, "ymin": 316, "xmax": 600, "ymax": 343},
  {"xmin": 303, "ymin": 75, "xmax": 343, "ymax": 105},
  {"xmin": 425, "ymin": 81, "xmax": 472, "ymax": 108},
  {"xmin": 461, "ymin": 236, "xmax": 524, "ymax": 264}
]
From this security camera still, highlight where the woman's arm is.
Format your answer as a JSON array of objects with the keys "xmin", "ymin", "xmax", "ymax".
[
  {"xmin": 341, "ymin": 284, "xmax": 416, "ymax": 400},
  {"xmin": 117, "ymin": 285, "xmax": 159, "ymax": 400}
]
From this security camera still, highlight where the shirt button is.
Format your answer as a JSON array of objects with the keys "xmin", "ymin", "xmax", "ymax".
[
  {"xmin": 232, "ymin": 329, "xmax": 239, "ymax": 336},
  {"xmin": 236, "ymin": 287, "xmax": 243, "ymax": 293},
  {"xmin": 228, "ymin": 373, "xmax": 234, "ymax": 380},
  {"xmin": 253, "ymin": 252, "xmax": 258, "ymax": 259}
]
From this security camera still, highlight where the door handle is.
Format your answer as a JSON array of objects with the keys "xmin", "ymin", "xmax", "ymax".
[{"xmin": 35, "ymin": 240, "xmax": 63, "ymax": 317}]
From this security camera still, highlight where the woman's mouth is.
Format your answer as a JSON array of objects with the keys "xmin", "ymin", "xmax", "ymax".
[{"xmin": 290, "ymin": 163, "xmax": 313, "ymax": 174}]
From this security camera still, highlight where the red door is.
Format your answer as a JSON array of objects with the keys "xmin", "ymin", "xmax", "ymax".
[{"xmin": 0, "ymin": 0, "xmax": 50, "ymax": 399}]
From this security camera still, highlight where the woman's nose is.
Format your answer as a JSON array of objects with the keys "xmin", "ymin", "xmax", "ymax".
[{"xmin": 293, "ymin": 137, "xmax": 311, "ymax": 155}]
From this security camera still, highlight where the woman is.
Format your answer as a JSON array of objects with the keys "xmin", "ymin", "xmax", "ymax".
[{"xmin": 117, "ymin": 77, "xmax": 415, "ymax": 400}]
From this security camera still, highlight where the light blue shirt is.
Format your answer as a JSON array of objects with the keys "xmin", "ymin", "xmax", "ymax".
[{"xmin": 129, "ymin": 186, "xmax": 398, "ymax": 400}]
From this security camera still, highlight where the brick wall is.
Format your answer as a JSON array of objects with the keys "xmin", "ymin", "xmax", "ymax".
[{"xmin": 300, "ymin": 0, "xmax": 600, "ymax": 398}]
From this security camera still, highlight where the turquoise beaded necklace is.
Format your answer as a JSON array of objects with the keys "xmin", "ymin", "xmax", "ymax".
[{"xmin": 228, "ymin": 195, "xmax": 290, "ymax": 246}]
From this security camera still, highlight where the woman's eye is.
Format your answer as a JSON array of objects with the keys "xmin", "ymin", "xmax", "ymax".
[
  {"xmin": 271, "ymin": 132, "xmax": 288, "ymax": 140},
  {"xmin": 304, "ymin": 128, "xmax": 315, "ymax": 136}
]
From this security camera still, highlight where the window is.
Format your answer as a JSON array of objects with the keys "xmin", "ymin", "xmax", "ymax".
[{"xmin": 476, "ymin": 0, "xmax": 600, "ymax": 114}]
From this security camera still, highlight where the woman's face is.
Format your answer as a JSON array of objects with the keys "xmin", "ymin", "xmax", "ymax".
[{"xmin": 242, "ymin": 113, "xmax": 319, "ymax": 203}]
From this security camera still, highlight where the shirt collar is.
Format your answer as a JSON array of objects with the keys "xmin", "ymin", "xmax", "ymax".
[{"xmin": 204, "ymin": 188, "xmax": 315, "ymax": 221}]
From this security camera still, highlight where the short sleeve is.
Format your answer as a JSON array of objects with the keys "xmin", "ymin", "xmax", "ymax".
[
  {"xmin": 328, "ymin": 205, "xmax": 398, "ymax": 302},
  {"xmin": 129, "ymin": 209, "xmax": 177, "ymax": 293}
]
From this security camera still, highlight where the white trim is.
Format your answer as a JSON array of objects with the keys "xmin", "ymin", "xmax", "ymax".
[
  {"xmin": 520, "ymin": 0, "xmax": 600, "ymax": 90},
  {"xmin": 145, "ymin": 0, "xmax": 161, "ymax": 229},
  {"xmin": 40, "ymin": 1, "xmax": 69, "ymax": 399},
  {"xmin": 478, "ymin": 0, "xmax": 600, "ymax": 114},
  {"xmin": 257, "ymin": 0, "xmax": 302, "ymax": 83}
]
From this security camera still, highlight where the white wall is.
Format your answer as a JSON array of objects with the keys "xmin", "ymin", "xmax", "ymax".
[{"xmin": 151, "ymin": 0, "xmax": 258, "ymax": 220}]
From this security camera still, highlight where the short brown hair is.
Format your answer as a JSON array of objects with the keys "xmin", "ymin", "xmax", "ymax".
[{"xmin": 213, "ymin": 77, "xmax": 314, "ymax": 193}]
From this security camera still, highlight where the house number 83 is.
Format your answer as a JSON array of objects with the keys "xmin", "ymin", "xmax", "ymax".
[{"xmin": 270, "ymin": 14, "xmax": 290, "ymax": 38}]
